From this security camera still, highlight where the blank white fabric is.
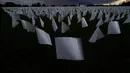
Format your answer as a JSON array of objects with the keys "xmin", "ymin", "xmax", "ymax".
[
  {"xmin": 89, "ymin": 27, "xmax": 104, "ymax": 43},
  {"xmin": 81, "ymin": 17, "xmax": 88, "ymax": 28},
  {"xmin": 36, "ymin": 27, "xmax": 52, "ymax": 45},
  {"xmin": 32, "ymin": 17, "xmax": 35, "ymax": 25},
  {"xmin": 110, "ymin": 13, "xmax": 115, "ymax": 21},
  {"xmin": 77, "ymin": 12, "xmax": 82, "ymax": 23},
  {"xmin": 97, "ymin": 11, "xmax": 103, "ymax": 19},
  {"xmin": 67, "ymin": 16, "xmax": 71, "ymax": 26},
  {"xmin": 123, "ymin": 13, "xmax": 130, "ymax": 24},
  {"xmin": 21, "ymin": 20, "xmax": 36, "ymax": 32},
  {"xmin": 55, "ymin": 37, "xmax": 84, "ymax": 60},
  {"xmin": 108, "ymin": 21, "xmax": 121, "ymax": 34},
  {"xmin": 12, "ymin": 16, "xmax": 19, "ymax": 28},
  {"xmin": 69, "ymin": 12, "xmax": 73, "ymax": 21},
  {"xmin": 52, "ymin": 18, "xmax": 58, "ymax": 31},
  {"xmin": 83, "ymin": 11, "xmax": 87, "ymax": 16},
  {"xmin": 61, "ymin": 22, "xmax": 70, "ymax": 33},
  {"xmin": 39, "ymin": 17, "xmax": 44, "ymax": 28},
  {"xmin": 89, "ymin": 11, "xmax": 97, "ymax": 21},
  {"xmin": 96, "ymin": 17, "xmax": 103, "ymax": 27},
  {"xmin": 21, "ymin": 20, "xmax": 27, "ymax": 29},
  {"xmin": 58, "ymin": 14, "xmax": 62, "ymax": 23},
  {"xmin": 48, "ymin": 14, "xmax": 53, "ymax": 20},
  {"xmin": 7, "ymin": 11, "xmax": 20, "ymax": 28},
  {"xmin": 116, "ymin": 13, "xmax": 121, "ymax": 20},
  {"xmin": 121, "ymin": 12, "xmax": 125, "ymax": 18},
  {"xmin": 104, "ymin": 12, "xmax": 110, "ymax": 23}
]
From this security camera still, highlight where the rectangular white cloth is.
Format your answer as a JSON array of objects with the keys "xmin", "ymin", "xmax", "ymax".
[
  {"xmin": 36, "ymin": 27, "xmax": 52, "ymax": 45},
  {"xmin": 55, "ymin": 37, "xmax": 84, "ymax": 60},
  {"xmin": 108, "ymin": 21, "xmax": 121, "ymax": 34}
]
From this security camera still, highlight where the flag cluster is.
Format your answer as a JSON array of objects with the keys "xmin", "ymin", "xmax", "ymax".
[{"xmin": 2, "ymin": 7, "xmax": 130, "ymax": 60}]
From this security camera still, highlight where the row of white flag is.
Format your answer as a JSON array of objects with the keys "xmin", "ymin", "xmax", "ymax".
[
  {"xmin": 11, "ymin": 13, "xmax": 130, "ymax": 33},
  {"xmin": 18, "ymin": 20, "xmax": 121, "ymax": 60},
  {"xmin": 2, "ymin": 7, "xmax": 130, "ymax": 28},
  {"xmin": 2, "ymin": 7, "xmax": 127, "ymax": 45},
  {"xmin": 2, "ymin": 7, "xmax": 129, "ymax": 60},
  {"xmin": 34, "ymin": 20, "xmax": 121, "ymax": 45},
  {"xmin": 37, "ymin": 21, "xmax": 121, "ymax": 60}
]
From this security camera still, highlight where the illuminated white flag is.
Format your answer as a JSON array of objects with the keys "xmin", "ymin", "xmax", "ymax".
[
  {"xmin": 21, "ymin": 20, "xmax": 35, "ymax": 32},
  {"xmin": 39, "ymin": 17, "xmax": 44, "ymax": 28},
  {"xmin": 7, "ymin": 12, "xmax": 20, "ymax": 28},
  {"xmin": 58, "ymin": 14, "xmax": 62, "ymax": 23},
  {"xmin": 55, "ymin": 37, "xmax": 84, "ymax": 60},
  {"xmin": 89, "ymin": 11, "xmax": 96, "ymax": 21},
  {"xmin": 81, "ymin": 17, "xmax": 88, "ymax": 28},
  {"xmin": 116, "ymin": 14, "xmax": 120, "ymax": 20},
  {"xmin": 108, "ymin": 21, "xmax": 121, "ymax": 34},
  {"xmin": 77, "ymin": 12, "xmax": 82, "ymax": 23},
  {"xmin": 123, "ymin": 13, "xmax": 130, "ymax": 24},
  {"xmin": 110, "ymin": 13, "xmax": 115, "ymax": 21},
  {"xmin": 96, "ymin": 17, "xmax": 103, "ymax": 27},
  {"xmin": 69, "ymin": 12, "xmax": 73, "ymax": 20},
  {"xmin": 52, "ymin": 18, "xmax": 58, "ymax": 31},
  {"xmin": 89, "ymin": 27, "xmax": 104, "ymax": 43},
  {"xmin": 97, "ymin": 11, "xmax": 103, "ymax": 19},
  {"xmin": 12, "ymin": 16, "xmax": 19, "ymax": 28},
  {"xmin": 36, "ymin": 27, "xmax": 52, "ymax": 45},
  {"xmin": 104, "ymin": 12, "xmax": 110, "ymax": 23},
  {"xmin": 121, "ymin": 12, "xmax": 126, "ymax": 18},
  {"xmin": 67, "ymin": 16, "xmax": 71, "ymax": 26},
  {"xmin": 83, "ymin": 11, "xmax": 87, "ymax": 16},
  {"xmin": 61, "ymin": 22, "xmax": 70, "ymax": 33}
]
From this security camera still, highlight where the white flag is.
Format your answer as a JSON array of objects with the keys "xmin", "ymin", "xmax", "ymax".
[
  {"xmin": 8, "ymin": 12, "xmax": 20, "ymax": 28},
  {"xmin": 89, "ymin": 11, "xmax": 96, "ymax": 21},
  {"xmin": 123, "ymin": 13, "xmax": 130, "ymax": 24},
  {"xmin": 21, "ymin": 20, "xmax": 35, "ymax": 32},
  {"xmin": 55, "ymin": 37, "xmax": 84, "ymax": 60},
  {"xmin": 108, "ymin": 21, "xmax": 121, "ymax": 34},
  {"xmin": 32, "ymin": 17, "xmax": 35, "ymax": 25},
  {"xmin": 89, "ymin": 11, "xmax": 97, "ymax": 21},
  {"xmin": 83, "ymin": 11, "xmax": 87, "ymax": 16},
  {"xmin": 77, "ymin": 12, "xmax": 82, "ymax": 23},
  {"xmin": 58, "ymin": 14, "xmax": 62, "ymax": 23},
  {"xmin": 67, "ymin": 16, "xmax": 71, "ymax": 26},
  {"xmin": 21, "ymin": 20, "xmax": 27, "ymax": 30},
  {"xmin": 61, "ymin": 22, "xmax": 70, "ymax": 33},
  {"xmin": 52, "ymin": 18, "xmax": 58, "ymax": 31},
  {"xmin": 69, "ymin": 12, "xmax": 73, "ymax": 20},
  {"xmin": 121, "ymin": 12, "xmax": 125, "ymax": 18},
  {"xmin": 104, "ymin": 12, "xmax": 110, "ymax": 23},
  {"xmin": 49, "ymin": 14, "xmax": 53, "ymax": 20},
  {"xmin": 36, "ymin": 27, "xmax": 52, "ymax": 45},
  {"xmin": 12, "ymin": 16, "xmax": 19, "ymax": 28},
  {"xmin": 97, "ymin": 11, "xmax": 103, "ymax": 19},
  {"xmin": 116, "ymin": 14, "xmax": 120, "ymax": 20},
  {"xmin": 110, "ymin": 13, "xmax": 115, "ymax": 21},
  {"xmin": 96, "ymin": 17, "xmax": 103, "ymax": 27},
  {"xmin": 81, "ymin": 17, "xmax": 88, "ymax": 28},
  {"xmin": 39, "ymin": 17, "xmax": 44, "ymax": 28},
  {"xmin": 89, "ymin": 27, "xmax": 104, "ymax": 43}
]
